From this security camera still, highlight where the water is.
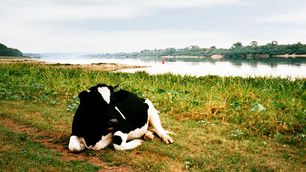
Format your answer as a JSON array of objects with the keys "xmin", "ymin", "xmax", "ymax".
[{"xmin": 35, "ymin": 53, "xmax": 306, "ymax": 78}]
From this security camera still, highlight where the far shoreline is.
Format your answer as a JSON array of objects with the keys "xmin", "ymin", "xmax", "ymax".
[{"xmin": 0, "ymin": 57, "xmax": 147, "ymax": 72}]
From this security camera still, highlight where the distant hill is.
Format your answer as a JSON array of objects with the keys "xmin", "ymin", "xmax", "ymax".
[{"xmin": 0, "ymin": 43, "xmax": 23, "ymax": 57}]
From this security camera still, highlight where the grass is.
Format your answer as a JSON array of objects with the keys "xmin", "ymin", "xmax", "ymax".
[
  {"xmin": 0, "ymin": 124, "xmax": 99, "ymax": 172},
  {"xmin": 0, "ymin": 62, "xmax": 305, "ymax": 171}
]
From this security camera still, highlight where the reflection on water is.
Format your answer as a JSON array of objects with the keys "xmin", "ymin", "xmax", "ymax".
[
  {"xmin": 35, "ymin": 54, "xmax": 306, "ymax": 78},
  {"xmin": 120, "ymin": 61, "xmax": 306, "ymax": 78}
]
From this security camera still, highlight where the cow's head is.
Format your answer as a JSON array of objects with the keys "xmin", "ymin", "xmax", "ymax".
[{"xmin": 71, "ymin": 83, "xmax": 120, "ymax": 146}]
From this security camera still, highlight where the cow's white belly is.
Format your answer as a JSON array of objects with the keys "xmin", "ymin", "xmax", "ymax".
[{"xmin": 127, "ymin": 122, "xmax": 148, "ymax": 140}]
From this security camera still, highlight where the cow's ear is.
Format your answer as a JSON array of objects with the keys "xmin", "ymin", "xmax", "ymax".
[
  {"xmin": 78, "ymin": 91, "xmax": 89, "ymax": 100},
  {"xmin": 88, "ymin": 85, "xmax": 98, "ymax": 92},
  {"xmin": 112, "ymin": 90, "xmax": 129, "ymax": 102},
  {"xmin": 108, "ymin": 84, "xmax": 119, "ymax": 92},
  {"xmin": 113, "ymin": 84, "xmax": 119, "ymax": 90}
]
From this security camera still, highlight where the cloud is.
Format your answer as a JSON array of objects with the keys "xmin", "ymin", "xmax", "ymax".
[
  {"xmin": 2, "ymin": 29, "xmax": 236, "ymax": 53},
  {"xmin": 8, "ymin": 27, "xmax": 305, "ymax": 53},
  {"xmin": 0, "ymin": 1, "xmax": 147, "ymax": 21},
  {"xmin": 0, "ymin": 0, "xmax": 248, "ymax": 53},
  {"xmin": 2, "ymin": 0, "xmax": 305, "ymax": 53},
  {"xmin": 0, "ymin": 0, "xmax": 247, "ymax": 22},
  {"xmin": 258, "ymin": 9, "xmax": 306, "ymax": 24},
  {"xmin": 141, "ymin": 0, "xmax": 247, "ymax": 9}
]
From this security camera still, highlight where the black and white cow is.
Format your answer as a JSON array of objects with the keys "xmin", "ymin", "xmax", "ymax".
[{"xmin": 68, "ymin": 84, "xmax": 173, "ymax": 152}]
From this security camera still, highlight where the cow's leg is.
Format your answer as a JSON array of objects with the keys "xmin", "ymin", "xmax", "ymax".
[
  {"xmin": 68, "ymin": 135, "xmax": 87, "ymax": 152},
  {"xmin": 113, "ymin": 131, "xmax": 144, "ymax": 151},
  {"xmin": 144, "ymin": 130, "xmax": 154, "ymax": 140},
  {"xmin": 91, "ymin": 133, "xmax": 113, "ymax": 150},
  {"xmin": 145, "ymin": 99, "xmax": 174, "ymax": 144}
]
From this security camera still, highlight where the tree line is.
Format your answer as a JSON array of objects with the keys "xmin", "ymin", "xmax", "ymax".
[
  {"xmin": 0, "ymin": 43, "xmax": 23, "ymax": 57},
  {"xmin": 131, "ymin": 41, "xmax": 306, "ymax": 59}
]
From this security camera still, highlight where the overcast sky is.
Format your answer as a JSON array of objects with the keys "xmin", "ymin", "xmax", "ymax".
[{"xmin": 1, "ymin": 0, "xmax": 306, "ymax": 53}]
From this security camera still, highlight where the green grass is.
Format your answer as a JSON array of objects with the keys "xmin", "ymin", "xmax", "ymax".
[
  {"xmin": 0, "ymin": 62, "xmax": 305, "ymax": 171},
  {"xmin": 0, "ymin": 124, "xmax": 99, "ymax": 172}
]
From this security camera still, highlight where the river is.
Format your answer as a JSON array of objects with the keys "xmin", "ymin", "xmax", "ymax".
[{"xmin": 34, "ymin": 53, "xmax": 306, "ymax": 78}]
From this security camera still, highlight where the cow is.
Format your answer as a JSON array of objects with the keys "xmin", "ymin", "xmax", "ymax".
[{"xmin": 68, "ymin": 83, "xmax": 174, "ymax": 152}]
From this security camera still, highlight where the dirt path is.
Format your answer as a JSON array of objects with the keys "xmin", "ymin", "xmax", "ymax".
[{"xmin": 0, "ymin": 117, "xmax": 134, "ymax": 172}]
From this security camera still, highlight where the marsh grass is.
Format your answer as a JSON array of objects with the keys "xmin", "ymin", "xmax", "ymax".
[{"xmin": 0, "ymin": 62, "xmax": 305, "ymax": 171}]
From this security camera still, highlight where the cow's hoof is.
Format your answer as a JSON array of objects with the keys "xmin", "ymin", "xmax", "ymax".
[
  {"xmin": 134, "ymin": 139, "xmax": 145, "ymax": 146},
  {"xmin": 113, "ymin": 139, "xmax": 144, "ymax": 151},
  {"xmin": 68, "ymin": 136, "xmax": 86, "ymax": 152},
  {"xmin": 162, "ymin": 135, "xmax": 174, "ymax": 144}
]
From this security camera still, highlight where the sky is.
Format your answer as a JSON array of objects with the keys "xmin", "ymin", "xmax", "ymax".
[{"xmin": 1, "ymin": 0, "xmax": 306, "ymax": 53}]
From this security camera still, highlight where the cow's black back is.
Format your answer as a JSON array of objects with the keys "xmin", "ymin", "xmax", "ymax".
[{"xmin": 112, "ymin": 90, "xmax": 149, "ymax": 133}]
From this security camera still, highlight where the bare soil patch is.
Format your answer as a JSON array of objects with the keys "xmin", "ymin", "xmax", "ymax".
[
  {"xmin": 0, "ymin": 58, "xmax": 42, "ymax": 64},
  {"xmin": 51, "ymin": 62, "xmax": 144, "ymax": 72},
  {"xmin": 0, "ymin": 117, "xmax": 134, "ymax": 172},
  {"xmin": 0, "ymin": 58, "xmax": 145, "ymax": 71}
]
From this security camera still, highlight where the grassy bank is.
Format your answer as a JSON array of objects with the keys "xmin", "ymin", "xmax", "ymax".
[{"xmin": 0, "ymin": 62, "xmax": 305, "ymax": 171}]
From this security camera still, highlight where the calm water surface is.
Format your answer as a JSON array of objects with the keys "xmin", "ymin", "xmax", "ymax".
[{"xmin": 36, "ymin": 53, "xmax": 306, "ymax": 78}]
